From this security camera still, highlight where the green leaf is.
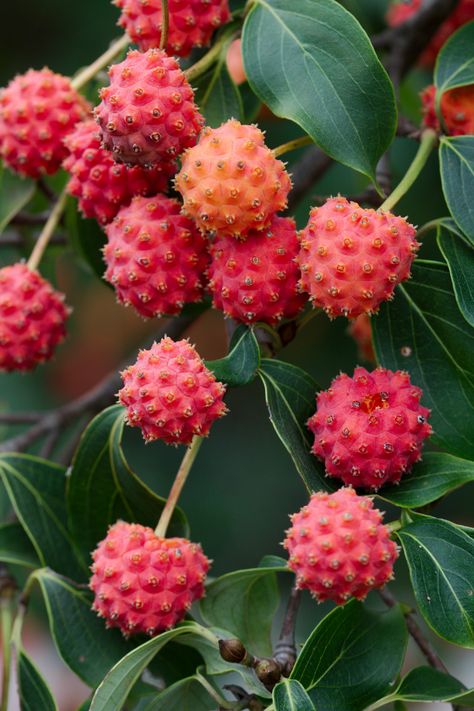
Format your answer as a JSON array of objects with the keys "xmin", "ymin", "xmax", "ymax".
[
  {"xmin": 435, "ymin": 21, "xmax": 474, "ymax": 93},
  {"xmin": 18, "ymin": 650, "xmax": 58, "ymax": 711},
  {"xmin": 206, "ymin": 325, "xmax": 260, "ymax": 386},
  {"xmin": 440, "ymin": 136, "xmax": 474, "ymax": 244},
  {"xmin": 67, "ymin": 405, "xmax": 188, "ymax": 566},
  {"xmin": 397, "ymin": 515, "xmax": 474, "ymax": 647},
  {"xmin": 438, "ymin": 221, "xmax": 474, "ymax": 327},
  {"xmin": 199, "ymin": 562, "xmax": 287, "ymax": 656},
  {"xmin": 258, "ymin": 358, "xmax": 330, "ymax": 493},
  {"xmin": 34, "ymin": 568, "xmax": 134, "ymax": 687},
  {"xmin": 273, "ymin": 679, "xmax": 315, "ymax": 711},
  {"xmin": 0, "ymin": 521, "xmax": 40, "ymax": 569},
  {"xmin": 290, "ymin": 602, "xmax": 407, "ymax": 711},
  {"xmin": 380, "ymin": 452, "xmax": 474, "ymax": 508},
  {"xmin": 194, "ymin": 60, "xmax": 243, "ymax": 127},
  {"xmin": 366, "ymin": 667, "xmax": 474, "ymax": 708},
  {"xmin": 372, "ymin": 260, "xmax": 474, "ymax": 460},
  {"xmin": 242, "ymin": 0, "xmax": 396, "ymax": 182},
  {"xmin": 65, "ymin": 197, "xmax": 107, "ymax": 279},
  {"xmin": 0, "ymin": 165, "xmax": 35, "ymax": 234},
  {"xmin": 140, "ymin": 676, "xmax": 215, "ymax": 710},
  {"xmin": 0, "ymin": 454, "xmax": 86, "ymax": 580}
]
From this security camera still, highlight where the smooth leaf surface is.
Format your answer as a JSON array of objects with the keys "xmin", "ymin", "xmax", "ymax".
[
  {"xmin": 435, "ymin": 21, "xmax": 474, "ymax": 92},
  {"xmin": 380, "ymin": 452, "xmax": 474, "ymax": 508},
  {"xmin": 438, "ymin": 222, "xmax": 474, "ymax": 327},
  {"xmin": 67, "ymin": 405, "xmax": 188, "ymax": 565},
  {"xmin": 367, "ymin": 667, "xmax": 474, "ymax": 708},
  {"xmin": 141, "ymin": 676, "xmax": 215, "ymax": 710},
  {"xmin": 291, "ymin": 602, "xmax": 407, "ymax": 710},
  {"xmin": 372, "ymin": 260, "xmax": 474, "ymax": 460},
  {"xmin": 195, "ymin": 60, "xmax": 243, "ymax": 127},
  {"xmin": 273, "ymin": 679, "xmax": 315, "ymax": 711},
  {"xmin": 397, "ymin": 515, "xmax": 474, "ymax": 647},
  {"xmin": 258, "ymin": 358, "xmax": 331, "ymax": 493},
  {"xmin": 0, "ymin": 521, "xmax": 40, "ymax": 568},
  {"xmin": 0, "ymin": 165, "xmax": 35, "ymax": 234},
  {"xmin": 206, "ymin": 325, "xmax": 260, "ymax": 386},
  {"xmin": 65, "ymin": 198, "xmax": 108, "ymax": 279},
  {"xmin": 18, "ymin": 651, "xmax": 58, "ymax": 711},
  {"xmin": 440, "ymin": 136, "xmax": 474, "ymax": 244},
  {"xmin": 242, "ymin": 0, "xmax": 396, "ymax": 181}
]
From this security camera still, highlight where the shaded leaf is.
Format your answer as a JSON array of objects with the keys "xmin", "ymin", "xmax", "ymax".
[
  {"xmin": 435, "ymin": 21, "xmax": 474, "ymax": 92},
  {"xmin": 366, "ymin": 667, "xmax": 474, "ymax": 708},
  {"xmin": 206, "ymin": 325, "xmax": 260, "ymax": 386},
  {"xmin": 194, "ymin": 60, "xmax": 243, "ymax": 127},
  {"xmin": 141, "ymin": 675, "xmax": 215, "ymax": 710},
  {"xmin": 65, "ymin": 197, "xmax": 107, "ymax": 279},
  {"xmin": 0, "ymin": 165, "xmax": 35, "ymax": 234},
  {"xmin": 0, "ymin": 521, "xmax": 40, "ymax": 569},
  {"xmin": 438, "ymin": 221, "xmax": 474, "ymax": 327},
  {"xmin": 439, "ymin": 135, "xmax": 474, "ymax": 244},
  {"xmin": 273, "ymin": 679, "xmax": 315, "ymax": 711},
  {"xmin": 18, "ymin": 651, "xmax": 58, "ymax": 711}
]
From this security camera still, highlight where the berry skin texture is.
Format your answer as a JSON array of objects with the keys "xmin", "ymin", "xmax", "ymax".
[
  {"xmin": 421, "ymin": 84, "xmax": 474, "ymax": 137},
  {"xmin": 104, "ymin": 195, "xmax": 209, "ymax": 318},
  {"xmin": 347, "ymin": 314, "xmax": 375, "ymax": 363},
  {"xmin": 175, "ymin": 119, "xmax": 292, "ymax": 239},
  {"xmin": 297, "ymin": 197, "xmax": 419, "ymax": 319},
  {"xmin": 95, "ymin": 49, "xmax": 204, "ymax": 167},
  {"xmin": 114, "ymin": 0, "xmax": 231, "ymax": 57},
  {"xmin": 0, "ymin": 263, "xmax": 70, "ymax": 372},
  {"xmin": 90, "ymin": 521, "xmax": 210, "ymax": 636},
  {"xmin": 118, "ymin": 336, "xmax": 227, "ymax": 444},
  {"xmin": 208, "ymin": 215, "xmax": 306, "ymax": 325},
  {"xmin": 387, "ymin": 0, "xmax": 474, "ymax": 66},
  {"xmin": 226, "ymin": 39, "xmax": 246, "ymax": 85},
  {"xmin": 283, "ymin": 488, "xmax": 399, "ymax": 604},
  {"xmin": 308, "ymin": 366, "xmax": 432, "ymax": 490},
  {"xmin": 0, "ymin": 68, "xmax": 91, "ymax": 179}
]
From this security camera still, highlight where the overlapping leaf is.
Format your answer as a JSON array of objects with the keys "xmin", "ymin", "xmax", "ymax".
[
  {"xmin": 206, "ymin": 325, "xmax": 260, "ymax": 386},
  {"xmin": 0, "ymin": 165, "xmax": 35, "ymax": 234},
  {"xmin": 273, "ymin": 679, "xmax": 315, "ymax": 711},
  {"xmin": 435, "ymin": 21, "xmax": 474, "ymax": 92},
  {"xmin": 440, "ymin": 136, "xmax": 474, "ymax": 244},
  {"xmin": 438, "ymin": 221, "xmax": 474, "ymax": 327}
]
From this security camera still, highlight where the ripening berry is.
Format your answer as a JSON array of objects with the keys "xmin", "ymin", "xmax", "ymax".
[
  {"xmin": 103, "ymin": 195, "xmax": 209, "ymax": 317},
  {"xmin": 421, "ymin": 84, "xmax": 474, "ymax": 136},
  {"xmin": 95, "ymin": 49, "xmax": 204, "ymax": 167},
  {"xmin": 226, "ymin": 39, "xmax": 246, "ymax": 85},
  {"xmin": 90, "ymin": 521, "xmax": 210, "ymax": 636},
  {"xmin": 308, "ymin": 366, "xmax": 432, "ymax": 490},
  {"xmin": 207, "ymin": 215, "xmax": 306, "ymax": 325},
  {"xmin": 118, "ymin": 336, "xmax": 227, "ymax": 444},
  {"xmin": 0, "ymin": 263, "xmax": 70, "ymax": 371},
  {"xmin": 175, "ymin": 119, "xmax": 292, "ymax": 239},
  {"xmin": 283, "ymin": 488, "xmax": 399, "ymax": 604},
  {"xmin": 297, "ymin": 197, "xmax": 419, "ymax": 319},
  {"xmin": 0, "ymin": 68, "xmax": 91, "ymax": 178},
  {"xmin": 63, "ymin": 120, "xmax": 176, "ymax": 225},
  {"xmin": 347, "ymin": 314, "xmax": 375, "ymax": 363},
  {"xmin": 114, "ymin": 0, "xmax": 231, "ymax": 57}
]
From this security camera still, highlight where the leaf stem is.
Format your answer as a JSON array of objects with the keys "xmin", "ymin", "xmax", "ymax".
[
  {"xmin": 0, "ymin": 571, "xmax": 16, "ymax": 711},
  {"xmin": 27, "ymin": 187, "xmax": 68, "ymax": 271},
  {"xmin": 387, "ymin": 519, "xmax": 402, "ymax": 533},
  {"xmin": 155, "ymin": 435, "xmax": 203, "ymax": 538},
  {"xmin": 273, "ymin": 135, "xmax": 313, "ymax": 158},
  {"xmin": 71, "ymin": 34, "xmax": 130, "ymax": 91},
  {"xmin": 160, "ymin": 0, "xmax": 169, "ymax": 50},
  {"xmin": 379, "ymin": 129, "xmax": 437, "ymax": 213},
  {"xmin": 416, "ymin": 217, "xmax": 446, "ymax": 239},
  {"xmin": 195, "ymin": 670, "xmax": 236, "ymax": 709},
  {"xmin": 184, "ymin": 30, "xmax": 236, "ymax": 84}
]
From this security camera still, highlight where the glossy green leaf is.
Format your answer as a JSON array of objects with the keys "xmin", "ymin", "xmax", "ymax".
[
  {"xmin": 366, "ymin": 667, "xmax": 474, "ymax": 709},
  {"xmin": 0, "ymin": 521, "xmax": 40, "ymax": 568},
  {"xmin": 141, "ymin": 676, "xmax": 215, "ymax": 710},
  {"xmin": 380, "ymin": 452, "xmax": 474, "ymax": 508},
  {"xmin": 65, "ymin": 197, "xmax": 107, "ymax": 279},
  {"xmin": 18, "ymin": 651, "xmax": 58, "ymax": 711},
  {"xmin": 438, "ymin": 221, "xmax": 474, "ymax": 327},
  {"xmin": 435, "ymin": 21, "xmax": 474, "ymax": 93},
  {"xmin": 206, "ymin": 325, "xmax": 260, "ymax": 386},
  {"xmin": 372, "ymin": 260, "xmax": 474, "ymax": 460},
  {"xmin": 0, "ymin": 165, "xmax": 35, "ymax": 234},
  {"xmin": 35, "ymin": 568, "xmax": 134, "ymax": 687},
  {"xmin": 67, "ymin": 405, "xmax": 188, "ymax": 566},
  {"xmin": 397, "ymin": 515, "xmax": 474, "ymax": 647},
  {"xmin": 0, "ymin": 454, "xmax": 86, "ymax": 580},
  {"xmin": 199, "ymin": 562, "xmax": 287, "ymax": 656},
  {"xmin": 273, "ymin": 679, "xmax": 315, "ymax": 711},
  {"xmin": 194, "ymin": 60, "xmax": 243, "ymax": 127},
  {"xmin": 440, "ymin": 136, "xmax": 474, "ymax": 244},
  {"xmin": 242, "ymin": 0, "xmax": 396, "ymax": 182},
  {"xmin": 291, "ymin": 602, "xmax": 407, "ymax": 710},
  {"xmin": 258, "ymin": 358, "xmax": 330, "ymax": 493}
]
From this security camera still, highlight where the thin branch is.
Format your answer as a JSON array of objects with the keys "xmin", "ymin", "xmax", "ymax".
[
  {"xmin": 286, "ymin": 147, "xmax": 333, "ymax": 213},
  {"xmin": 36, "ymin": 177, "xmax": 57, "ymax": 203},
  {"xmin": 273, "ymin": 585, "xmax": 302, "ymax": 675},
  {"xmin": 9, "ymin": 211, "xmax": 51, "ymax": 227},
  {"xmin": 1, "ymin": 233, "xmax": 67, "ymax": 248}
]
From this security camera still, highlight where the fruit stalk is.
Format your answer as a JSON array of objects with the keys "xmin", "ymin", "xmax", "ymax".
[
  {"xmin": 27, "ymin": 187, "xmax": 69, "ymax": 271},
  {"xmin": 160, "ymin": 0, "xmax": 169, "ymax": 50},
  {"xmin": 184, "ymin": 28, "xmax": 237, "ymax": 83},
  {"xmin": 71, "ymin": 34, "xmax": 130, "ymax": 91},
  {"xmin": 0, "ymin": 571, "xmax": 16, "ymax": 711},
  {"xmin": 273, "ymin": 134, "xmax": 313, "ymax": 158},
  {"xmin": 155, "ymin": 435, "xmax": 203, "ymax": 537}
]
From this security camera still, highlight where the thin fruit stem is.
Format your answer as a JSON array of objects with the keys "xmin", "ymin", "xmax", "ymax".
[
  {"xmin": 184, "ymin": 32, "xmax": 234, "ymax": 83},
  {"xmin": 416, "ymin": 217, "xmax": 446, "ymax": 239},
  {"xmin": 434, "ymin": 88, "xmax": 449, "ymax": 135},
  {"xmin": 379, "ymin": 129, "xmax": 437, "ymax": 213},
  {"xmin": 155, "ymin": 435, "xmax": 203, "ymax": 538},
  {"xmin": 27, "ymin": 187, "xmax": 68, "ymax": 271},
  {"xmin": 195, "ymin": 670, "xmax": 236, "ymax": 710},
  {"xmin": 160, "ymin": 0, "xmax": 169, "ymax": 50},
  {"xmin": 71, "ymin": 34, "xmax": 130, "ymax": 91},
  {"xmin": 387, "ymin": 519, "xmax": 402, "ymax": 533},
  {"xmin": 0, "ymin": 595, "xmax": 15, "ymax": 711},
  {"xmin": 273, "ymin": 135, "xmax": 313, "ymax": 158}
]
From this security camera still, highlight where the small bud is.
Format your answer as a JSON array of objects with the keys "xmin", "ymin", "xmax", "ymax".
[
  {"xmin": 254, "ymin": 658, "xmax": 282, "ymax": 690},
  {"xmin": 219, "ymin": 638, "xmax": 247, "ymax": 664}
]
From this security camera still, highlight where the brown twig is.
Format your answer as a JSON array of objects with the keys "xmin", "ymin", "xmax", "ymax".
[
  {"xmin": 286, "ymin": 147, "xmax": 333, "ymax": 213},
  {"xmin": 9, "ymin": 211, "xmax": 51, "ymax": 227},
  {"xmin": 273, "ymin": 585, "xmax": 302, "ymax": 675}
]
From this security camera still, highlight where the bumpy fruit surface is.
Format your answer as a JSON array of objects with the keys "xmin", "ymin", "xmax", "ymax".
[
  {"xmin": 119, "ymin": 336, "xmax": 227, "ymax": 444},
  {"xmin": 308, "ymin": 366, "xmax": 431, "ymax": 490},
  {"xmin": 104, "ymin": 195, "xmax": 209, "ymax": 317},
  {"xmin": 0, "ymin": 263, "xmax": 70, "ymax": 371},
  {"xmin": 0, "ymin": 68, "xmax": 90, "ymax": 178},
  {"xmin": 90, "ymin": 521, "xmax": 210, "ymax": 636},
  {"xmin": 421, "ymin": 84, "xmax": 474, "ymax": 136},
  {"xmin": 208, "ymin": 215, "xmax": 305, "ymax": 325},
  {"xmin": 114, "ymin": 0, "xmax": 230, "ymax": 56},
  {"xmin": 64, "ymin": 120, "xmax": 176, "ymax": 225},
  {"xmin": 347, "ymin": 314, "xmax": 375, "ymax": 363},
  {"xmin": 283, "ymin": 488, "xmax": 399, "ymax": 604},
  {"xmin": 297, "ymin": 197, "xmax": 419, "ymax": 318},
  {"xmin": 387, "ymin": 0, "xmax": 474, "ymax": 65},
  {"xmin": 95, "ymin": 49, "xmax": 204, "ymax": 167},
  {"xmin": 175, "ymin": 120, "xmax": 291, "ymax": 239}
]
